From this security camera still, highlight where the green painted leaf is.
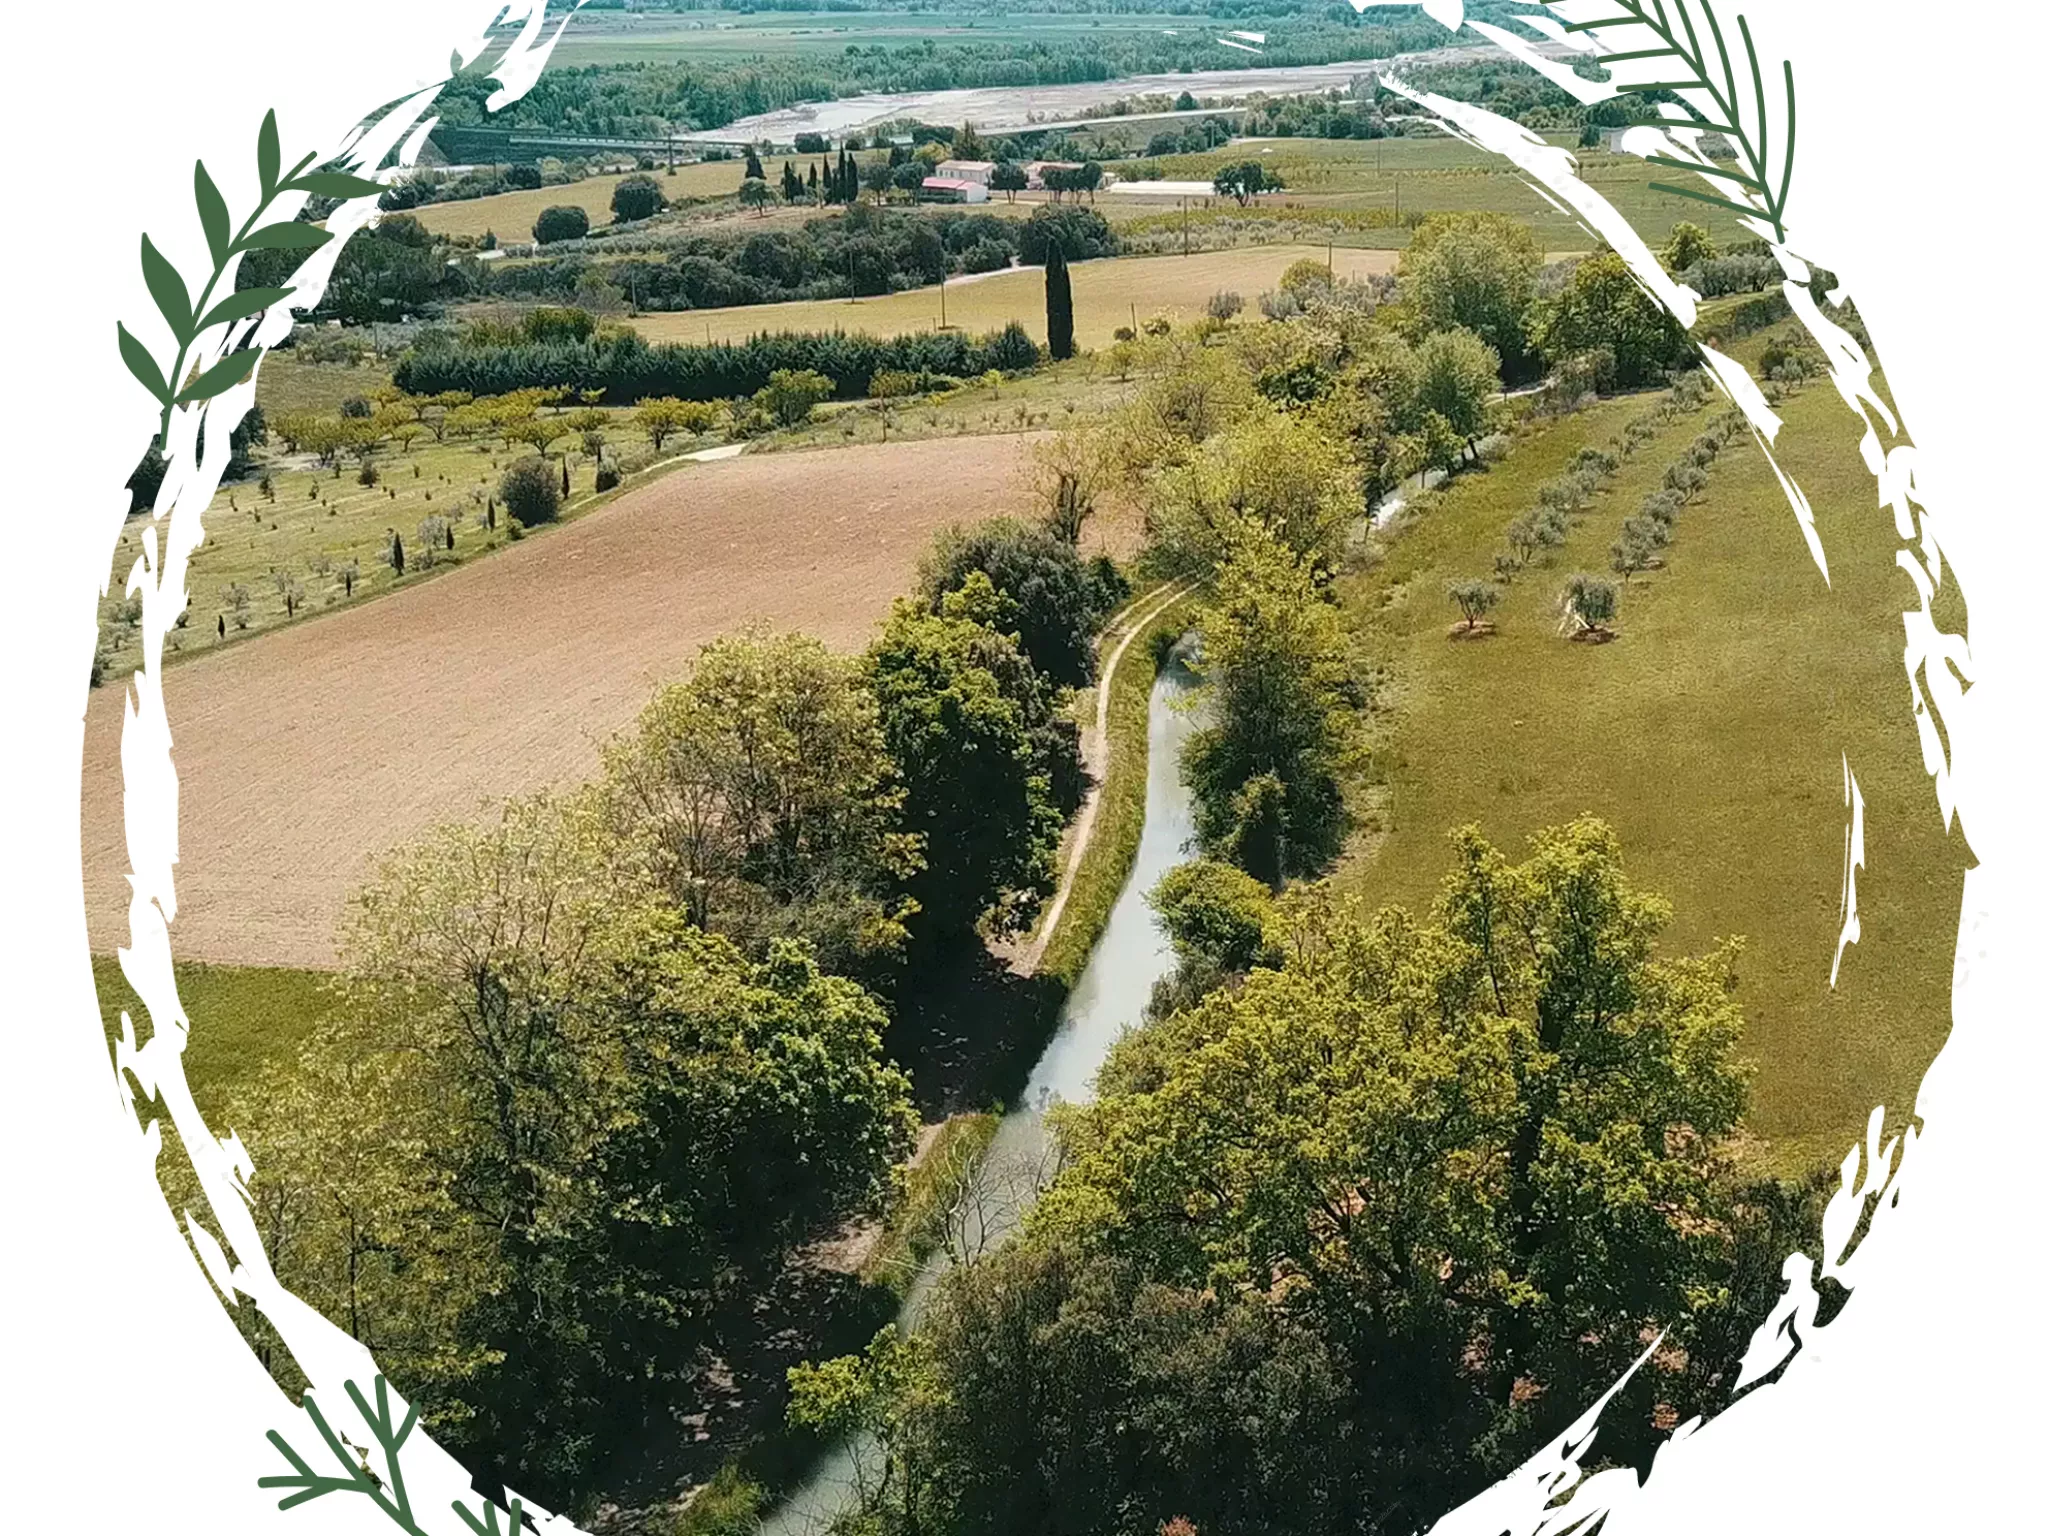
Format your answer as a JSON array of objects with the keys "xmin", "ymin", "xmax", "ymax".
[
  {"xmin": 174, "ymin": 347, "xmax": 261, "ymax": 406},
  {"xmin": 238, "ymin": 221, "xmax": 333, "ymax": 253},
  {"xmin": 139, "ymin": 235, "xmax": 193, "ymax": 345},
  {"xmin": 198, "ymin": 286, "xmax": 294, "ymax": 332},
  {"xmin": 288, "ymin": 170, "xmax": 385, "ymax": 199},
  {"xmin": 117, "ymin": 322, "xmax": 172, "ymax": 405},
  {"xmin": 194, "ymin": 161, "xmax": 231, "ymax": 266},
  {"xmin": 258, "ymin": 109, "xmax": 280, "ymax": 194}
]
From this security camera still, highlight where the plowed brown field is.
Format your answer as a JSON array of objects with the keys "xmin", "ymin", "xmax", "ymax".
[{"xmin": 81, "ymin": 434, "xmax": 1115, "ymax": 969}]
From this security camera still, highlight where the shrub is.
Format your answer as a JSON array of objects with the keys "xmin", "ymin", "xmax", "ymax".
[
  {"xmin": 504, "ymin": 164, "xmax": 543, "ymax": 191},
  {"xmin": 1560, "ymin": 571, "xmax": 1618, "ymax": 633},
  {"xmin": 1664, "ymin": 462, "xmax": 1709, "ymax": 499},
  {"xmin": 959, "ymin": 238, "xmax": 1012, "ymax": 275},
  {"xmin": 339, "ymin": 395, "xmax": 373, "ymax": 420},
  {"xmin": 357, "ymin": 460, "xmax": 380, "ymax": 487},
  {"xmin": 499, "ymin": 454, "xmax": 562, "ymax": 526},
  {"xmin": 532, "ymin": 205, "xmax": 590, "ymax": 245},
  {"xmin": 755, "ymin": 368, "xmax": 834, "ymax": 427},
  {"xmin": 595, "ymin": 463, "xmax": 621, "ymax": 492},
  {"xmin": 1149, "ymin": 859, "xmax": 1276, "ymax": 973},
  {"xmin": 611, "ymin": 175, "xmax": 666, "ymax": 222},
  {"xmin": 1280, "ymin": 257, "xmax": 1331, "ymax": 295},
  {"xmin": 1016, "ymin": 204, "xmax": 1117, "ymax": 265},
  {"xmin": 1623, "ymin": 512, "xmax": 1670, "ymax": 550}
]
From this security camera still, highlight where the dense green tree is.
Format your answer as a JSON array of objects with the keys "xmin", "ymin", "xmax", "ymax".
[
  {"xmin": 738, "ymin": 175, "xmax": 774, "ymax": 215},
  {"xmin": 1413, "ymin": 326, "xmax": 1502, "ymax": 457},
  {"xmin": 247, "ymin": 792, "xmax": 919, "ymax": 1502},
  {"xmin": 1043, "ymin": 242, "xmax": 1075, "ymax": 361},
  {"xmin": 990, "ymin": 160, "xmax": 1027, "ymax": 202},
  {"xmin": 1182, "ymin": 519, "xmax": 1357, "ymax": 882},
  {"xmin": 820, "ymin": 1242, "xmax": 1362, "ymax": 1536},
  {"xmin": 1016, "ymin": 203, "xmax": 1117, "ymax": 264},
  {"xmin": 743, "ymin": 145, "xmax": 766, "ymax": 180},
  {"xmin": 1009, "ymin": 820, "xmax": 1752, "ymax": 1522},
  {"xmin": 1212, "ymin": 161, "xmax": 1281, "ymax": 206},
  {"xmin": 498, "ymin": 454, "xmax": 561, "ymax": 525},
  {"xmin": 781, "ymin": 160, "xmax": 804, "ymax": 203},
  {"xmin": 865, "ymin": 574, "xmax": 1073, "ymax": 942},
  {"xmin": 610, "ymin": 173, "xmax": 667, "ymax": 222},
  {"xmin": 531, "ymin": 204, "xmax": 589, "ymax": 244},
  {"xmin": 1147, "ymin": 406, "xmax": 1359, "ymax": 578},
  {"xmin": 1538, "ymin": 252, "xmax": 1694, "ymax": 387},
  {"xmin": 1661, "ymin": 220, "xmax": 1718, "ymax": 274},
  {"xmin": 1149, "ymin": 858, "xmax": 1276, "ymax": 973},
  {"xmin": 1400, "ymin": 212, "xmax": 1541, "ymax": 377},
  {"xmin": 126, "ymin": 440, "xmax": 167, "ymax": 515},
  {"xmin": 320, "ymin": 215, "xmax": 456, "ymax": 323},
  {"xmin": 917, "ymin": 517, "xmax": 1122, "ymax": 687},
  {"xmin": 599, "ymin": 628, "xmax": 921, "ymax": 979},
  {"xmin": 754, "ymin": 366, "xmax": 833, "ymax": 426}
]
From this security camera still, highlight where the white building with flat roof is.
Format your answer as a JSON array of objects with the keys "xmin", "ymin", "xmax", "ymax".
[{"xmin": 934, "ymin": 159, "xmax": 996, "ymax": 185}]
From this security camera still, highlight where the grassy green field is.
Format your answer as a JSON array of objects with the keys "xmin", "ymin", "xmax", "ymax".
[
  {"xmin": 1333, "ymin": 328, "xmax": 1967, "ymax": 1174},
  {"xmin": 98, "ymin": 359, "xmax": 720, "ymax": 682},
  {"xmin": 543, "ymin": 10, "xmax": 1200, "ymax": 68},
  {"xmin": 1124, "ymin": 135, "xmax": 1762, "ymax": 249},
  {"xmin": 630, "ymin": 245, "xmax": 1398, "ymax": 351},
  {"xmin": 412, "ymin": 162, "xmax": 749, "ymax": 241},
  {"xmin": 94, "ymin": 956, "xmax": 330, "ymax": 1119}
]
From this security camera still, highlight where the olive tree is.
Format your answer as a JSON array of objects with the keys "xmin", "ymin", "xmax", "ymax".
[{"xmin": 1447, "ymin": 577, "xmax": 1501, "ymax": 631}]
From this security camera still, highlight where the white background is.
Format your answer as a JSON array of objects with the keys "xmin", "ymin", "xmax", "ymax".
[{"xmin": 0, "ymin": 2, "xmax": 2039, "ymax": 1531}]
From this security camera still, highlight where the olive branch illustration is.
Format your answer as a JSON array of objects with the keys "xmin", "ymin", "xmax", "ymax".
[
  {"xmin": 117, "ymin": 108, "xmax": 384, "ymax": 450},
  {"xmin": 262, "ymin": 1375, "xmax": 526, "ymax": 1536},
  {"xmin": 1559, "ymin": 0, "xmax": 1796, "ymax": 241}
]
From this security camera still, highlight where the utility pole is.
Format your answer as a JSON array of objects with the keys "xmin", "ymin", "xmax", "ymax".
[
  {"xmin": 939, "ymin": 264, "xmax": 947, "ymax": 329},
  {"xmin": 1181, "ymin": 196, "xmax": 1189, "ymax": 256}
]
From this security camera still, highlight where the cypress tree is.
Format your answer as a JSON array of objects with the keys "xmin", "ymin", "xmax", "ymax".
[
  {"xmin": 743, "ymin": 144, "xmax": 765, "ymax": 180},
  {"xmin": 561, "ymin": 454, "xmax": 571, "ymax": 499},
  {"xmin": 1044, "ymin": 242, "xmax": 1075, "ymax": 361},
  {"xmin": 392, "ymin": 531, "xmax": 405, "ymax": 576},
  {"xmin": 809, "ymin": 162, "xmax": 822, "ymax": 200},
  {"xmin": 782, "ymin": 160, "xmax": 802, "ymax": 202}
]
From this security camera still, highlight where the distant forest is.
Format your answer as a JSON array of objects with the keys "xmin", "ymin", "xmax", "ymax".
[{"xmin": 447, "ymin": 2, "xmax": 1521, "ymax": 133}]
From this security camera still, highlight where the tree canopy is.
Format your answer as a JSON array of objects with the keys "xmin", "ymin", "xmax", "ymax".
[
  {"xmin": 865, "ymin": 574, "xmax": 1076, "ymax": 943},
  {"xmin": 1401, "ymin": 211, "xmax": 1542, "ymax": 378},
  {"xmin": 238, "ymin": 791, "xmax": 916, "ymax": 1501}
]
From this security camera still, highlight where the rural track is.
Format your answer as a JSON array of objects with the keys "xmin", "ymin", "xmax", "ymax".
[{"xmin": 1009, "ymin": 578, "xmax": 1193, "ymax": 979}]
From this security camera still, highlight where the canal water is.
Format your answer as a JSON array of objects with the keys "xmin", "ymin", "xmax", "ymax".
[{"xmin": 758, "ymin": 643, "xmax": 1204, "ymax": 1536}]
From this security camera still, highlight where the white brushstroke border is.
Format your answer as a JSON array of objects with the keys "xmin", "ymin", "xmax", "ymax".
[
  {"xmin": 108, "ymin": 6, "xmax": 589, "ymax": 1532},
  {"xmin": 89, "ymin": 3, "xmax": 1973, "ymax": 1534}
]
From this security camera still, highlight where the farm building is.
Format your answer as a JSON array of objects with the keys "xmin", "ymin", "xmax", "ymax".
[
  {"xmin": 919, "ymin": 176, "xmax": 990, "ymax": 204},
  {"xmin": 935, "ymin": 159, "xmax": 996, "ymax": 185}
]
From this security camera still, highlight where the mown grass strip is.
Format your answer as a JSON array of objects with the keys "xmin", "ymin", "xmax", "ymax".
[{"xmin": 1037, "ymin": 588, "xmax": 1196, "ymax": 989}]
